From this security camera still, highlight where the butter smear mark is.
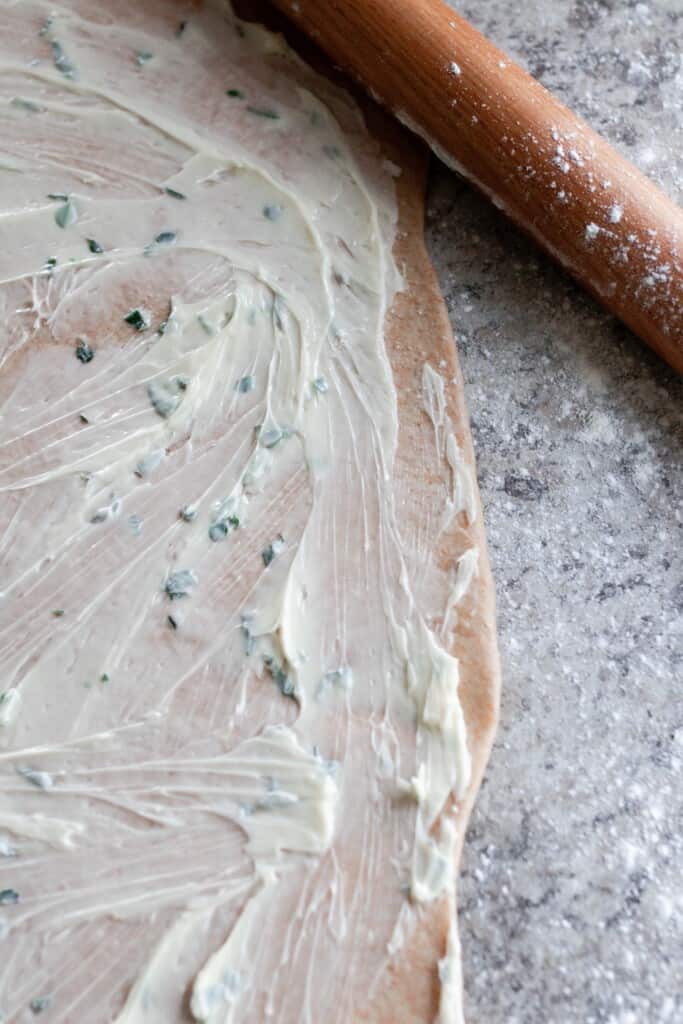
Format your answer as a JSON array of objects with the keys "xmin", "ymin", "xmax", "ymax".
[{"xmin": 0, "ymin": 1, "xmax": 474, "ymax": 1021}]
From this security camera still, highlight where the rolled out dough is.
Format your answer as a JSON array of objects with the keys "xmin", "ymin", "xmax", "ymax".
[{"xmin": 0, "ymin": 1, "xmax": 500, "ymax": 1021}]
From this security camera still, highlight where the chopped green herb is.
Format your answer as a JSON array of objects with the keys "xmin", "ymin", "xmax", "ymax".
[
  {"xmin": 261, "ymin": 534, "xmax": 285, "ymax": 567},
  {"xmin": 319, "ymin": 667, "xmax": 353, "ymax": 696},
  {"xmin": 155, "ymin": 230, "xmax": 176, "ymax": 245},
  {"xmin": 30, "ymin": 997, "xmax": 51, "ymax": 1015},
  {"xmin": 312, "ymin": 375, "xmax": 328, "ymax": 394},
  {"xmin": 237, "ymin": 375, "xmax": 254, "ymax": 393},
  {"xmin": 124, "ymin": 308, "xmax": 151, "ymax": 331},
  {"xmin": 0, "ymin": 688, "xmax": 20, "ymax": 729},
  {"xmin": 246, "ymin": 106, "xmax": 280, "ymax": 119},
  {"xmin": 272, "ymin": 295, "xmax": 286, "ymax": 331},
  {"xmin": 147, "ymin": 376, "xmax": 188, "ymax": 419},
  {"xmin": 90, "ymin": 496, "xmax": 120, "ymax": 525},
  {"xmin": 157, "ymin": 302, "xmax": 174, "ymax": 336},
  {"xmin": 52, "ymin": 609, "xmax": 65, "ymax": 618},
  {"xmin": 208, "ymin": 522, "xmax": 228, "ymax": 542},
  {"xmin": 39, "ymin": 16, "xmax": 53, "ymax": 37},
  {"xmin": 43, "ymin": 256, "xmax": 57, "ymax": 275},
  {"xmin": 135, "ymin": 449, "xmax": 164, "ymax": 477},
  {"xmin": 241, "ymin": 618, "xmax": 254, "ymax": 655},
  {"xmin": 86, "ymin": 238, "xmax": 103, "ymax": 254},
  {"xmin": 208, "ymin": 513, "xmax": 239, "ymax": 543},
  {"xmin": 175, "ymin": 20, "xmax": 187, "ymax": 37},
  {"xmin": 197, "ymin": 314, "xmax": 214, "ymax": 336},
  {"xmin": 263, "ymin": 656, "xmax": 295, "ymax": 700},
  {"xmin": 0, "ymin": 889, "xmax": 19, "ymax": 905},
  {"xmin": 263, "ymin": 204, "xmax": 282, "ymax": 221},
  {"xmin": 47, "ymin": 191, "xmax": 69, "ymax": 201},
  {"xmin": 128, "ymin": 514, "xmax": 142, "ymax": 535},
  {"xmin": 100, "ymin": 673, "xmax": 109, "ymax": 683},
  {"xmin": 51, "ymin": 40, "xmax": 77, "ymax": 79},
  {"xmin": 75, "ymin": 340, "xmax": 94, "ymax": 364},
  {"xmin": 167, "ymin": 614, "xmax": 178, "ymax": 630},
  {"xmin": 164, "ymin": 569, "xmax": 198, "ymax": 600},
  {"xmin": 11, "ymin": 97, "xmax": 42, "ymax": 112},
  {"xmin": 226, "ymin": 88, "xmax": 244, "ymax": 98},
  {"xmin": 179, "ymin": 504, "xmax": 198, "ymax": 522},
  {"xmin": 18, "ymin": 767, "xmax": 53, "ymax": 790},
  {"xmin": 55, "ymin": 198, "xmax": 78, "ymax": 229},
  {"xmin": 164, "ymin": 186, "xmax": 186, "ymax": 200},
  {"xmin": 259, "ymin": 425, "xmax": 283, "ymax": 449},
  {"xmin": 135, "ymin": 50, "xmax": 153, "ymax": 66},
  {"xmin": 79, "ymin": 413, "xmax": 89, "ymax": 424}
]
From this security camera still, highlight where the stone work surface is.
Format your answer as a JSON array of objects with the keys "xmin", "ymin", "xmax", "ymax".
[{"xmin": 426, "ymin": 2, "xmax": 682, "ymax": 1021}]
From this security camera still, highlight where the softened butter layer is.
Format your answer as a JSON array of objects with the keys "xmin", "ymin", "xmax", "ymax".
[{"xmin": 0, "ymin": 2, "xmax": 474, "ymax": 1021}]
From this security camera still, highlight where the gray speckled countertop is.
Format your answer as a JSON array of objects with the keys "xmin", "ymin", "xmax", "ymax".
[{"xmin": 425, "ymin": 2, "xmax": 682, "ymax": 1021}]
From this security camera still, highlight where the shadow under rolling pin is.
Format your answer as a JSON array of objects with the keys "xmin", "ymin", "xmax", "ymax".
[{"xmin": 272, "ymin": 0, "xmax": 683, "ymax": 374}]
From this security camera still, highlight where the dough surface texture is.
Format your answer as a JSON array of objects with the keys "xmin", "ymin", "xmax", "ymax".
[{"xmin": 0, "ymin": 2, "xmax": 499, "ymax": 1021}]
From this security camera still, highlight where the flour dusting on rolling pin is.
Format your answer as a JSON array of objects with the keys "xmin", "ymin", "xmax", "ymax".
[{"xmin": 274, "ymin": 0, "xmax": 683, "ymax": 372}]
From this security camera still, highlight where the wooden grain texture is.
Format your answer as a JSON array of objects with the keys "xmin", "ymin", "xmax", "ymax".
[
  {"xmin": 235, "ymin": 2, "xmax": 502, "ymax": 1017},
  {"xmin": 271, "ymin": 0, "xmax": 683, "ymax": 373}
]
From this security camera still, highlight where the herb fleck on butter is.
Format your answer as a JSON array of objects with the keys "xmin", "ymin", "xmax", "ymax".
[
  {"xmin": 259, "ymin": 425, "xmax": 283, "ymax": 449},
  {"xmin": 75, "ymin": 340, "xmax": 94, "ymax": 364},
  {"xmin": 208, "ymin": 514, "xmax": 239, "ymax": 543},
  {"xmin": 237, "ymin": 375, "xmax": 254, "ymax": 393},
  {"xmin": 17, "ymin": 767, "xmax": 53, "ymax": 790},
  {"xmin": 241, "ymin": 618, "xmax": 254, "ymax": 655},
  {"xmin": 226, "ymin": 88, "xmax": 244, "ymax": 98},
  {"xmin": 124, "ymin": 308, "xmax": 151, "ymax": 331},
  {"xmin": 55, "ymin": 198, "xmax": 78, "ymax": 228},
  {"xmin": 147, "ymin": 376, "xmax": 188, "ymax": 419},
  {"xmin": 135, "ymin": 449, "xmax": 164, "ymax": 478},
  {"xmin": 262, "ymin": 534, "xmax": 285, "ymax": 567},
  {"xmin": 164, "ymin": 186, "xmax": 186, "ymax": 200},
  {"xmin": 86, "ymin": 238, "xmax": 103, "ymax": 254},
  {"xmin": 164, "ymin": 569, "xmax": 198, "ymax": 600},
  {"xmin": 51, "ymin": 40, "xmax": 77, "ymax": 80},
  {"xmin": 263, "ymin": 656, "xmax": 296, "ymax": 700},
  {"xmin": 11, "ymin": 97, "xmax": 42, "ymax": 112},
  {"xmin": 246, "ymin": 106, "xmax": 279, "ymax": 120}
]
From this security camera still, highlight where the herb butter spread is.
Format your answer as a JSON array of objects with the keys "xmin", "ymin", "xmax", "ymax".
[{"xmin": 0, "ymin": 2, "xmax": 474, "ymax": 1021}]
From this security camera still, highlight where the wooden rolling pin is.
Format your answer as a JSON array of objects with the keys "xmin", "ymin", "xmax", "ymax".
[{"xmin": 271, "ymin": 0, "xmax": 683, "ymax": 373}]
